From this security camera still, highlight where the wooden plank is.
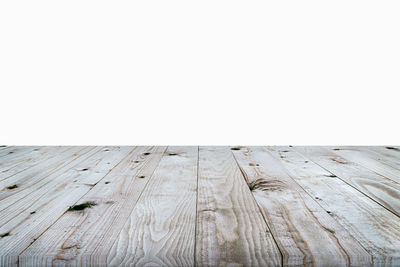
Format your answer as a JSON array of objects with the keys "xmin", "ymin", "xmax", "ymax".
[
  {"xmin": 0, "ymin": 146, "xmax": 102, "ymax": 266},
  {"xmin": 0, "ymin": 147, "xmax": 132, "ymax": 227},
  {"xmin": 267, "ymin": 146, "xmax": 400, "ymax": 266},
  {"xmin": 325, "ymin": 146, "xmax": 400, "ymax": 184},
  {"xmin": 365, "ymin": 146, "xmax": 400, "ymax": 171},
  {"xmin": 106, "ymin": 146, "xmax": 198, "ymax": 266},
  {"xmin": 294, "ymin": 146, "xmax": 400, "ymax": 217},
  {"xmin": 0, "ymin": 146, "xmax": 39, "ymax": 159},
  {"xmin": 0, "ymin": 146, "xmax": 69, "ymax": 182},
  {"xmin": 20, "ymin": 146, "xmax": 166, "ymax": 266},
  {"xmin": 0, "ymin": 147, "xmax": 96, "ymax": 206},
  {"xmin": 196, "ymin": 147, "xmax": 281, "ymax": 266},
  {"xmin": 232, "ymin": 146, "xmax": 370, "ymax": 266}
]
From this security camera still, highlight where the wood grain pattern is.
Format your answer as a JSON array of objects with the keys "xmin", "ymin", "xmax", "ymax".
[
  {"xmin": 326, "ymin": 146, "xmax": 400, "ymax": 184},
  {"xmin": 0, "ymin": 147, "xmax": 134, "ymax": 265},
  {"xmin": 196, "ymin": 146, "xmax": 281, "ymax": 266},
  {"xmin": 20, "ymin": 146, "xmax": 166, "ymax": 266},
  {"xmin": 267, "ymin": 146, "xmax": 400, "ymax": 266},
  {"xmin": 106, "ymin": 147, "xmax": 198, "ymax": 266},
  {"xmin": 232, "ymin": 146, "xmax": 370, "ymax": 267},
  {"xmin": 0, "ymin": 146, "xmax": 67, "ymax": 182},
  {"xmin": 294, "ymin": 146, "xmax": 400, "ymax": 217},
  {"xmin": 366, "ymin": 146, "xmax": 400, "ymax": 171},
  {"xmin": 0, "ymin": 146, "xmax": 398, "ymax": 266},
  {"xmin": 0, "ymin": 147, "xmax": 39, "ymax": 159}
]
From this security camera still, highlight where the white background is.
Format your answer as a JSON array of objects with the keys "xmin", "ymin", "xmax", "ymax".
[{"xmin": 1, "ymin": 0, "xmax": 399, "ymax": 145}]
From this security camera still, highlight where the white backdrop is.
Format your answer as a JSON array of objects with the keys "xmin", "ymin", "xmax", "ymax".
[{"xmin": 1, "ymin": 1, "xmax": 399, "ymax": 145}]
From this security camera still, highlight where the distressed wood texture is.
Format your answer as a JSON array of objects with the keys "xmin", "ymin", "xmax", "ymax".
[
  {"xmin": 0, "ymin": 146, "xmax": 399, "ymax": 266},
  {"xmin": 196, "ymin": 147, "xmax": 281, "ymax": 266},
  {"xmin": 231, "ymin": 146, "xmax": 370, "ymax": 267},
  {"xmin": 294, "ymin": 146, "xmax": 400, "ymax": 217}
]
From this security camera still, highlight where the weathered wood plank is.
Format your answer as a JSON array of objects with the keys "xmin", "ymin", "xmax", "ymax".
[
  {"xmin": 0, "ymin": 146, "xmax": 39, "ymax": 159},
  {"xmin": 232, "ymin": 146, "xmax": 370, "ymax": 267},
  {"xmin": 196, "ymin": 146, "xmax": 281, "ymax": 266},
  {"xmin": 0, "ymin": 147, "xmax": 95, "ymax": 206},
  {"xmin": 19, "ymin": 146, "xmax": 166, "ymax": 266},
  {"xmin": 267, "ymin": 146, "xmax": 400, "ymax": 266},
  {"xmin": 365, "ymin": 146, "xmax": 400, "ymax": 171},
  {"xmin": 325, "ymin": 146, "xmax": 400, "ymax": 184},
  {"xmin": 294, "ymin": 146, "xmax": 400, "ymax": 217},
  {"xmin": 0, "ymin": 146, "xmax": 110, "ymax": 266},
  {"xmin": 106, "ymin": 146, "xmax": 198, "ymax": 266},
  {"xmin": 0, "ymin": 146, "xmax": 68, "ymax": 182}
]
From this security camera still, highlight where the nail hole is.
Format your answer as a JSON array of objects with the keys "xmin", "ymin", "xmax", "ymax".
[
  {"xmin": 168, "ymin": 153, "xmax": 178, "ymax": 156},
  {"xmin": 143, "ymin": 152, "xmax": 151, "ymax": 156},
  {"xmin": 30, "ymin": 211, "xmax": 36, "ymax": 214},
  {"xmin": 81, "ymin": 168, "xmax": 89, "ymax": 171},
  {"xmin": 138, "ymin": 176, "xmax": 145, "ymax": 179},
  {"xmin": 231, "ymin": 147, "xmax": 240, "ymax": 150},
  {"xmin": 105, "ymin": 181, "xmax": 110, "ymax": 184}
]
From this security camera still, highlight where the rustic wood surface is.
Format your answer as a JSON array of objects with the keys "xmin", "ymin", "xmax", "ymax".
[{"xmin": 0, "ymin": 146, "xmax": 399, "ymax": 266}]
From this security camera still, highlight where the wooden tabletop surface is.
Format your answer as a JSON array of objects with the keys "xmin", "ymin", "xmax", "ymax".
[{"xmin": 0, "ymin": 146, "xmax": 399, "ymax": 266}]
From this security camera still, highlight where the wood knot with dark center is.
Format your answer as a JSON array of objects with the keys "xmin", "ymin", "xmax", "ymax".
[
  {"xmin": 67, "ymin": 201, "xmax": 97, "ymax": 212},
  {"xmin": 0, "ymin": 232, "xmax": 10, "ymax": 238},
  {"xmin": 6, "ymin": 184, "xmax": 18, "ymax": 190}
]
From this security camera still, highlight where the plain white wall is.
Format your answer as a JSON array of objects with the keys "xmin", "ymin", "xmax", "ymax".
[{"xmin": 1, "ymin": 1, "xmax": 399, "ymax": 145}]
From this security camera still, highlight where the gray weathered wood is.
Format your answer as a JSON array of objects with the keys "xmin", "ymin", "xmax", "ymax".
[
  {"xmin": 294, "ymin": 146, "xmax": 400, "ymax": 218},
  {"xmin": 0, "ymin": 146, "xmax": 397, "ymax": 266},
  {"xmin": 267, "ymin": 146, "xmax": 400, "ymax": 266},
  {"xmin": 196, "ymin": 146, "xmax": 281, "ymax": 266},
  {"xmin": 232, "ymin": 146, "xmax": 370, "ymax": 266},
  {"xmin": 19, "ymin": 146, "xmax": 165, "ymax": 266},
  {"xmin": 106, "ymin": 147, "xmax": 198, "ymax": 266}
]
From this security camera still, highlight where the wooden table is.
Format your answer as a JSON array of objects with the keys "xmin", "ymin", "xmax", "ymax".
[{"xmin": 0, "ymin": 146, "xmax": 399, "ymax": 266}]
